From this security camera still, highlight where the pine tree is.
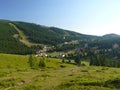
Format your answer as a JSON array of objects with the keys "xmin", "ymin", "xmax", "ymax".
[
  {"xmin": 75, "ymin": 55, "xmax": 81, "ymax": 66},
  {"xmin": 39, "ymin": 58, "xmax": 46, "ymax": 68},
  {"xmin": 117, "ymin": 60, "xmax": 120, "ymax": 67},
  {"xmin": 104, "ymin": 57, "xmax": 110, "ymax": 67},
  {"xmin": 95, "ymin": 54, "xmax": 101, "ymax": 66},
  {"xmin": 28, "ymin": 55, "xmax": 37, "ymax": 69},
  {"xmin": 90, "ymin": 55, "xmax": 94, "ymax": 66}
]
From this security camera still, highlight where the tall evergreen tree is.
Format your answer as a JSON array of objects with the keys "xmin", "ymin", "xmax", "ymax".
[
  {"xmin": 39, "ymin": 58, "xmax": 46, "ymax": 68},
  {"xmin": 28, "ymin": 55, "xmax": 37, "ymax": 69},
  {"xmin": 75, "ymin": 55, "xmax": 81, "ymax": 66},
  {"xmin": 90, "ymin": 55, "xmax": 94, "ymax": 66}
]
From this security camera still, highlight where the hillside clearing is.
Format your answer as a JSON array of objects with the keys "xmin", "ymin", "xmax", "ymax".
[{"xmin": 9, "ymin": 23, "xmax": 40, "ymax": 47}]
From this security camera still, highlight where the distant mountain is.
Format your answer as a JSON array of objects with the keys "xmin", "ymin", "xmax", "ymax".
[
  {"xmin": 90, "ymin": 33, "xmax": 120, "ymax": 49},
  {"xmin": 102, "ymin": 33, "xmax": 120, "ymax": 39}
]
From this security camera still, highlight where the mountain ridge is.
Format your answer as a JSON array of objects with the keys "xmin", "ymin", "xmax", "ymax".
[
  {"xmin": 0, "ymin": 19, "xmax": 120, "ymax": 54},
  {"xmin": 103, "ymin": 33, "xmax": 120, "ymax": 38}
]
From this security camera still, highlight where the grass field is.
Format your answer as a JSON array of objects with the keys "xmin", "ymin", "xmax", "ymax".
[{"xmin": 0, "ymin": 54, "xmax": 120, "ymax": 90}]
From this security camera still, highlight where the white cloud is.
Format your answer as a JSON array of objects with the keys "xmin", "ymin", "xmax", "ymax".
[{"xmin": 97, "ymin": 19, "xmax": 120, "ymax": 35}]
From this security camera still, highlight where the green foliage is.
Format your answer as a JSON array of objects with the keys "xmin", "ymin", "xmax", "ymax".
[
  {"xmin": 28, "ymin": 55, "xmax": 47, "ymax": 69},
  {"xmin": 28, "ymin": 55, "xmax": 37, "ymax": 69},
  {"xmin": 55, "ymin": 44, "xmax": 77, "ymax": 52},
  {"xmin": 90, "ymin": 54, "xmax": 110, "ymax": 67},
  {"xmin": 55, "ymin": 66, "xmax": 120, "ymax": 90},
  {"xmin": 0, "ymin": 54, "xmax": 29, "ymax": 69},
  {"xmin": 75, "ymin": 55, "xmax": 81, "ymax": 66},
  {"xmin": 39, "ymin": 58, "xmax": 46, "ymax": 68},
  {"xmin": 0, "ymin": 54, "xmax": 120, "ymax": 90},
  {"xmin": 0, "ymin": 20, "xmax": 33, "ymax": 54},
  {"xmin": 14, "ymin": 22, "xmax": 65, "ymax": 45},
  {"xmin": 104, "ymin": 78, "xmax": 120, "ymax": 88},
  {"xmin": 0, "ymin": 20, "xmax": 98, "ymax": 55},
  {"xmin": 89, "ymin": 52, "xmax": 120, "ymax": 68},
  {"xmin": 90, "ymin": 55, "xmax": 94, "ymax": 66},
  {"xmin": 13, "ymin": 21, "xmax": 97, "ymax": 45}
]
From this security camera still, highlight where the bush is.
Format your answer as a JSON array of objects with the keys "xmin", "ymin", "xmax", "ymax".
[
  {"xmin": 81, "ymin": 63, "xmax": 86, "ymax": 66},
  {"xmin": 28, "ymin": 55, "xmax": 37, "ymax": 69},
  {"xmin": 104, "ymin": 78, "xmax": 120, "ymax": 88},
  {"xmin": 74, "ymin": 55, "xmax": 81, "ymax": 66},
  {"xmin": 81, "ymin": 70, "xmax": 88, "ymax": 72},
  {"xmin": 60, "ymin": 65, "xmax": 66, "ymax": 68},
  {"xmin": 39, "ymin": 58, "xmax": 46, "ymax": 68}
]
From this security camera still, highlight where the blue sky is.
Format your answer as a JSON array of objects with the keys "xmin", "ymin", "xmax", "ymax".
[{"xmin": 0, "ymin": 0, "xmax": 120, "ymax": 36}]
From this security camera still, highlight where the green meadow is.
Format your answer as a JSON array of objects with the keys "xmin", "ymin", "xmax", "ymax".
[{"xmin": 0, "ymin": 54, "xmax": 120, "ymax": 90}]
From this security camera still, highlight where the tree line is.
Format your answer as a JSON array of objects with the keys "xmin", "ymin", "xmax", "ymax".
[
  {"xmin": 89, "ymin": 53, "xmax": 120, "ymax": 67},
  {"xmin": 28, "ymin": 55, "xmax": 46, "ymax": 69}
]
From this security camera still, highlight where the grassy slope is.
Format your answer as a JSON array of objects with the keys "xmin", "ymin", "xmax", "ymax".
[{"xmin": 0, "ymin": 54, "xmax": 120, "ymax": 90}]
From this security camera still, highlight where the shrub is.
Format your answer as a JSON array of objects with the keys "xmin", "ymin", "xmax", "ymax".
[
  {"xmin": 39, "ymin": 58, "xmax": 46, "ymax": 68},
  {"xmin": 81, "ymin": 70, "xmax": 88, "ymax": 72},
  {"xmin": 104, "ymin": 78, "xmax": 120, "ymax": 88},
  {"xmin": 28, "ymin": 55, "xmax": 37, "ymax": 69},
  {"xmin": 60, "ymin": 65, "xmax": 66, "ymax": 68}
]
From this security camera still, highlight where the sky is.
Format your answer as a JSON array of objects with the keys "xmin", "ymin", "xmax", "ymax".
[{"xmin": 0, "ymin": 0, "xmax": 120, "ymax": 36}]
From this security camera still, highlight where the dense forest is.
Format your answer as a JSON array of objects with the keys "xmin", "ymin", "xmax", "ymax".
[
  {"xmin": 0, "ymin": 20, "xmax": 32, "ymax": 54},
  {"xmin": 13, "ymin": 21, "xmax": 97, "ymax": 45}
]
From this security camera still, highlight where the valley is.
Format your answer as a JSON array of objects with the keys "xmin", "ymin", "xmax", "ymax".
[{"xmin": 0, "ymin": 20, "xmax": 120, "ymax": 90}]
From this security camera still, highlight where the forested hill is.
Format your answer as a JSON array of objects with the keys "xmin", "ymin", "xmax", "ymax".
[
  {"xmin": 102, "ymin": 33, "xmax": 120, "ymax": 39},
  {"xmin": 0, "ymin": 20, "xmax": 32, "ymax": 54},
  {"xmin": 13, "ymin": 21, "xmax": 98, "ymax": 45},
  {"xmin": 0, "ymin": 20, "xmax": 120, "ymax": 55},
  {"xmin": 0, "ymin": 20, "xmax": 98, "ymax": 54}
]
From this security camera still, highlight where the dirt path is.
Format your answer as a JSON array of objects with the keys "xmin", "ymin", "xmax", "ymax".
[
  {"xmin": 3, "ymin": 66, "xmax": 80, "ymax": 90},
  {"xmin": 41, "ymin": 67, "xmax": 80, "ymax": 90}
]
